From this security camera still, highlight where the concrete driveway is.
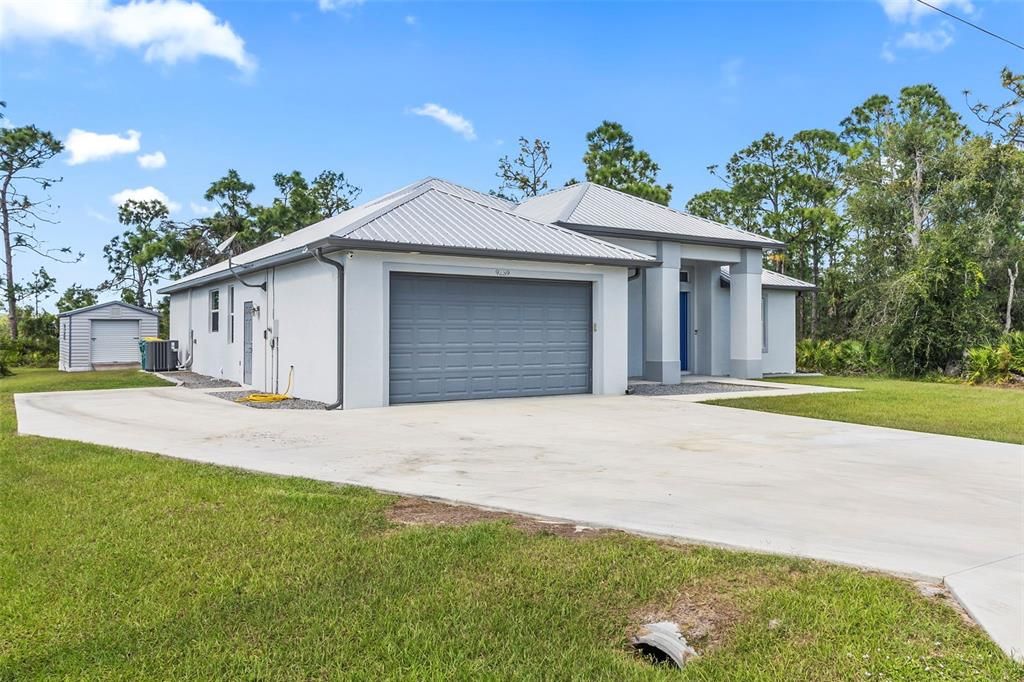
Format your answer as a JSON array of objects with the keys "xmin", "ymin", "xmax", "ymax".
[{"xmin": 15, "ymin": 386, "xmax": 1024, "ymax": 658}]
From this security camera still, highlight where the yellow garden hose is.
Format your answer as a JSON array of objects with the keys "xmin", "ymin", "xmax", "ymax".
[{"xmin": 235, "ymin": 367, "xmax": 294, "ymax": 403}]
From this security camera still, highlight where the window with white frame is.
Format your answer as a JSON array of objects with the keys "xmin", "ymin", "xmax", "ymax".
[
  {"xmin": 227, "ymin": 286, "xmax": 235, "ymax": 342},
  {"xmin": 210, "ymin": 290, "xmax": 220, "ymax": 333}
]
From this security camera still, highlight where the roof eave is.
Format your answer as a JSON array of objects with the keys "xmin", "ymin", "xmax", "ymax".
[
  {"xmin": 322, "ymin": 237, "xmax": 659, "ymax": 268},
  {"xmin": 559, "ymin": 222, "xmax": 786, "ymax": 251},
  {"xmin": 767, "ymin": 284, "xmax": 818, "ymax": 291},
  {"xmin": 719, "ymin": 273, "xmax": 817, "ymax": 292},
  {"xmin": 57, "ymin": 300, "xmax": 159, "ymax": 317},
  {"xmin": 155, "ymin": 247, "xmax": 323, "ymax": 294}
]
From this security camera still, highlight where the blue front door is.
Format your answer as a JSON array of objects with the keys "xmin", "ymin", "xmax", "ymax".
[{"xmin": 679, "ymin": 292, "xmax": 689, "ymax": 372}]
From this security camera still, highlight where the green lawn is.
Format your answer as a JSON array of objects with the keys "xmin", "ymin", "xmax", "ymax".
[
  {"xmin": 708, "ymin": 375, "xmax": 1024, "ymax": 444},
  {"xmin": 2, "ymin": 369, "xmax": 1020, "ymax": 680}
]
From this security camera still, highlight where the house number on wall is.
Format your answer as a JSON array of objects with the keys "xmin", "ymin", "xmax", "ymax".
[{"xmin": 495, "ymin": 269, "xmax": 511, "ymax": 276}]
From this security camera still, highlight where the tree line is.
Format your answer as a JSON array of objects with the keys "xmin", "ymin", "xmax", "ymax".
[
  {"xmin": 685, "ymin": 70, "xmax": 1023, "ymax": 375},
  {"xmin": 2, "ymin": 69, "xmax": 1020, "ymax": 377}
]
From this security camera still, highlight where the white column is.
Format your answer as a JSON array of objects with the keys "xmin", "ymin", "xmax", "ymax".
[
  {"xmin": 643, "ymin": 241, "xmax": 681, "ymax": 383},
  {"xmin": 595, "ymin": 270, "xmax": 629, "ymax": 396},
  {"xmin": 729, "ymin": 248, "xmax": 763, "ymax": 379},
  {"xmin": 342, "ymin": 252, "xmax": 387, "ymax": 408}
]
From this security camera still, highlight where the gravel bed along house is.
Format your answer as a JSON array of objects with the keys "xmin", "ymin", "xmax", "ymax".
[
  {"xmin": 628, "ymin": 382, "xmax": 770, "ymax": 396},
  {"xmin": 212, "ymin": 390, "xmax": 329, "ymax": 410},
  {"xmin": 158, "ymin": 371, "xmax": 241, "ymax": 389}
]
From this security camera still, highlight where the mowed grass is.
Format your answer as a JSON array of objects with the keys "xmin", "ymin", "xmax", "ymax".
[
  {"xmin": 2, "ymin": 369, "xmax": 1021, "ymax": 680},
  {"xmin": 708, "ymin": 375, "xmax": 1024, "ymax": 444}
]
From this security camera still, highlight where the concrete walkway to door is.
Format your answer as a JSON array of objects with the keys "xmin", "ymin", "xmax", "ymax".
[{"xmin": 14, "ymin": 386, "xmax": 1024, "ymax": 659}]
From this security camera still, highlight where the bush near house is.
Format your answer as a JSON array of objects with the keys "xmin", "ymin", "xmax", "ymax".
[
  {"xmin": 795, "ymin": 338, "xmax": 875, "ymax": 375},
  {"xmin": 797, "ymin": 332, "xmax": 1024, "ymax": 386},
  {"xmin": 964, "ymin": 331, "xmax": 1024, "ymax": 385},
  {"xmin": 0, "ymin": 309, "xmax": 59, "ymax": 369}
]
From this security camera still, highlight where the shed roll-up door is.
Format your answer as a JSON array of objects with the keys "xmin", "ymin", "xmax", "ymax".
[
  {"xmin": 389, "ymin": 274, "xmax": 592, "ymax": 404},
  {"xmin": 91, "ymin": 320, "xmax": 141, "ymax": 363}
]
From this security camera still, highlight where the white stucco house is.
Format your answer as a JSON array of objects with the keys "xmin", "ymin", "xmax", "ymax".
[{"xmin": 158, "ymin": 178, "xmax": 813, "ymax": 408}]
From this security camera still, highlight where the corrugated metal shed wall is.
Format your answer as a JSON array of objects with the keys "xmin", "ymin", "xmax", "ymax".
[
  {"xmin": 58, "ymin": 318, "xmax": 70, "ymax": 370},
  {"xmin": 61, "ymin": 303, "xmax": 159, "ymax": 370}
]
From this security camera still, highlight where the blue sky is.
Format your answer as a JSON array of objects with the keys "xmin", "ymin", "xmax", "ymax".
[{"xmin": 1, "ymin": 0, "xmax": 1021, "ymax": 306}]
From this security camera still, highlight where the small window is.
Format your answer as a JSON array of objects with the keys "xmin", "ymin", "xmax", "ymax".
[
  {"xmin": 227, "ymin": 286, "xmax": 235, "ymax": 343},
  {"xmin": 762, "ymin": 296, "xmax": 768, "ymax": 353},
  {"xmin": 210, "ymin": 290, "xmax": 220, "ymax": 333}
]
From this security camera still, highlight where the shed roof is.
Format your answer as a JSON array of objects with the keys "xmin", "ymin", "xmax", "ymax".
[
  {"xmin": 719, "ymin": 267, "xmax": 816, "ymax": 291},
  {"xmin": 158, "ymin": 178, "xmax": 654, "ymax": 294},
  {"xmin": 57, "ymin": 301, "xmax": 159, "ymax": 318},
  {"xmin": 514, "ymin": 182, "xmax": 784, "ymax": 249}
]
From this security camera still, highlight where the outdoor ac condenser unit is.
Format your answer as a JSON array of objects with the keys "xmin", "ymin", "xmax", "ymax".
[{"xmin": 143, "ymin": 340, "xmax": 179, "ymax": 372}]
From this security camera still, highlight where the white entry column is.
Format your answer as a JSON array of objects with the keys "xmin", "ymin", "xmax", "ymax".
[
  {"xmin": 643, "ymin": 241, "xmax": 681, "ymax": 382},
  {"xmin": 343, "ymin": 252, "xmax": 387, "ymax": 408},
  {"xmin": 729, "ymin": 248, "xmax": 763, "ymax": 379}
]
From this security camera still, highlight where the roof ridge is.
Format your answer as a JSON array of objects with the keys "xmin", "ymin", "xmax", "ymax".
[
  {"xmin": 57, "ymin": 300, "xmax": 157, "ymax": 317},
  {"xmin": 239, "ymin": 178, "xmax": 440, "ymax": 250},
  {"xmin": 420, "ymin": 176, "xmax": 510, "ymax": 198},
  {"xmin": 515, "ymin": 181, "xmax": 585, "ymax": 206},
  {"xmin": 556, "ymin": 182, "xmax": 590, "ymax": 223},
  {"xmin": 332, "ymin": 182, "xmax": 440, "ymax": 240},
  {"xmin": 419, "ymin": 185, "xmax": 653, "ymax": 261},
  {"xmin": 582, "ymin": 182, "xmax": 779, "ymax": 244}
]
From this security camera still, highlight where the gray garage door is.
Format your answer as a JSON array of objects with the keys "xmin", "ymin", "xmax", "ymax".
[
  {"xmin": 389, "ymin": 274, "xmax": 592, "ymax": 404},
  {"xmin": 91, "ymin": 319, "xmax": 141, "ymax": 364}
]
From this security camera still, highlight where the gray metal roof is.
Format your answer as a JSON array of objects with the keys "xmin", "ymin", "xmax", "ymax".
[
  {"xmin": 158, "ymin": 178, "xmax": 653, "ymax": 294},
  {"xmin": 57, "ymin": 300, "xmax": 159, "ymax": 318},
  {"xmin": 720, "ymin": 266, "xmax": 816, "ymax": 291},
  {"xmin": 514, "ymin": 182, "xmax": 784, "ymax": 249}
]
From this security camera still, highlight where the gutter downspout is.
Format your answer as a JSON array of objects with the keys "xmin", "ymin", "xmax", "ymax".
[
  {"xmin": 178, "ymin": 289, "xmax": 194, "ymax": 370},
  {"xmin": 312, "ymin": 248, "xmax": 344, "ymax": 410}
]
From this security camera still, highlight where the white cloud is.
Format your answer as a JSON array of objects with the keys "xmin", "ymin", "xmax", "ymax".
[
  {"xmin": 410, "ymin": 103, "xmax": 476, "ymax": 141},
  {"xmin": 86, "ymin": 208, "xmax": 112, "ymax": 223},
  {"xmin": 720, "ymin": 57, "xmax": 743, "ymax": 89},
  {"xmin": 0, "ymin": 0, "xmax": 256, "ymax": 73},
  {"xmin": 896, "ymin": 27, "xmax": 954, "ymax": 51},
  {"xmin": 110, "ymin": 186, "xmax": 180, "ymax": 212},
  {"xmin": 189, "ymin": 201, "xmax": 213, "ymax": 216},
  {"xmin": 880, "ymin": 42, "xmax": 897, "ymax": 62},
  {"xmin": 137, "ymin": 150, "xmax": 166, "ymax": 169},
  {"xmin": 318, "ymin": 0, "xmax": 364, "ymax": 11},
  {"xmin": 65, "ymin": 128, "xmax": 140, "ymax": 165},
  {"xmin": 877, "ymin": 0, "xmax": 973, "ymax": 23},
  {"xmin": 404, "ymin": 15, "xmax": 417, "ymax": 25}
]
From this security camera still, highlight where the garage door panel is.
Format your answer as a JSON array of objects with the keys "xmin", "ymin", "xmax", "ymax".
[
  {"xmin": 471, "ymin": 328, "xmax": 496, "ymax": 343},
  {"xmin": 568, "ymin": 349, "xmax": 590, "ymax": 364},
  {"xmin": 497, "ymin": 350, "xmax": 523, "ymax": 365},
  {"xmin": 91, "ymin": 320, "xmax": 141, "ymax": 364},
  {"xmin": 389, "ymin": 274, "xmax": 592, "ymax": 404},
  {"xmin": 444, "ymin": 351, "xmax": 470, "ymax": 370}
]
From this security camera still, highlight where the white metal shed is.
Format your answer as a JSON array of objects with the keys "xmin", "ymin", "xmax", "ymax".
[{"xmin": 58, "ymin": 301, "xmax": 159, "ymax": 372}]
